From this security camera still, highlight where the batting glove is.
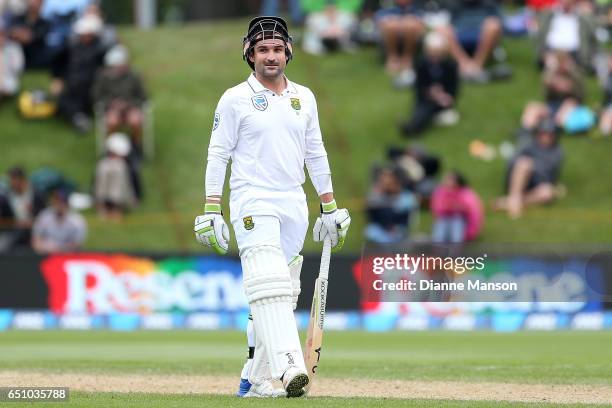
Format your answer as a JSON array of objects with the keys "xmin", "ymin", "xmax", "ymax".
[
  {"xmin": 194, "ymin": 203, "xmax": 230, "ymax": 255},
  {"xmin": 313, "ymin": 199, "xmax": 351, "ymax": 253}
]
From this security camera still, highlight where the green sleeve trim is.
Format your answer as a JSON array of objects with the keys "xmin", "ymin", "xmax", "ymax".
[
  {"xmin": 321, "ymin": 200, "xmax": 337, "ymax": 213},
  {"xmin": 204, "ymin": 203, "xmax": 222, "ymax": 214}
]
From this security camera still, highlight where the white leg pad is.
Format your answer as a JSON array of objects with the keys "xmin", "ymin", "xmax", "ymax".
[
  {"xmin": 242, "ymin": 246, "xmax": 306, "ymax": 379},
  {"xmin": 288, "ymin": 255, "xmax": 303, "ymax": 311}
]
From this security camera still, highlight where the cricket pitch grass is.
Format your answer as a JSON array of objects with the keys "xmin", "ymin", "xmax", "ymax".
[{"xmin": 1, "ymin": 330, "xmax": 611, "ymax": 407}]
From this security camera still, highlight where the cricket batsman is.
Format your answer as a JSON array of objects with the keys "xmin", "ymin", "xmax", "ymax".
[{"xmin": 194, "ymin": 17, "xmax": 351, "ymax": 398}]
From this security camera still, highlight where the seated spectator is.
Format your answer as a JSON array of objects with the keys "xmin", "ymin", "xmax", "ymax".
[
  {"xmin": 0, "ymin": 21, "xmax": 24, "ymax": 98},
  {"xmin": 536, "ymin": 0, "xmax": 597, "ymax": 71},
  {"xmin": 375, "ymin": 0, "xmax": 425, "ymax": 85},
  {"xmin": 0, "ymin": 166, "xmax": 46, "ymax": 251},
  {"xmin": 400, "ymin": 31, "xmax": 459, "ymax": 136},
  {"xmin": 599, "ymin": 54, "xmax": 612, "ymax": 135},
  {"xmin": 95, "ymin": 133, "xmax": 137, "ymax": 220},
  {"xmin": 8, "ymin": 0, "xmax": 52, "ymax": 70},
  {"xmin": 303, "ymin": 3, "xmax": 357, "ymax": 55},
  {"xmin": 57, "ymin": 13, "xmax": 106, "ymax": 133},
  {"xmin": 31, "ymin": 189, "xmax": 86, "ymax": 253},
  {"xmin": 388, "ymin": 144, "xmax": 441, "ymax": 205},
  {"xmin": 494, "ymin": 119, "xmax": 564, "ymax": 219},
  {"xmin": 93, "ymin": 44, "xmax": 148, "ymax": 147},
  {"xmin": 365, "ymin": 166, "xmax": 417, "ymax": 244},
  {"xmin": 521, "ymin": 51, "xmax": 594, "ymax": 135},
  {"xmin": 437, "ymin": 0, "xmax": 502, "ymax": 81},
  {"xmin": 431, "ymin": 171, "xmax": 483, "ymax": 243}
]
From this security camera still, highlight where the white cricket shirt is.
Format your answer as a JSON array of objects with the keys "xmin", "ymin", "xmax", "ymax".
[{"xmin": 205, "ymin": 73, "xmax": 332, "ymax": 196}]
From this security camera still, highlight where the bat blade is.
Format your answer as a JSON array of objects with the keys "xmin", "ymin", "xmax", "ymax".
[{"xmin": 303, "ymin": 276, "xmax": 328, "ymax": 392}]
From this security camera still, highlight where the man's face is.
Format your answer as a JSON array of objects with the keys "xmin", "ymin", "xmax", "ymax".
[
  {"xmin": 9, "ymin": 175, "xmax": 26, "ymax": 193},
  {"xmin": 28, "ymin": 0, "xmax": 42, "ymax": 14},
  {"xmin": 560, "ymin": 0, "xmax": 575, "ymax": 11},
  {"xmin": 251, "ymin": 38, "xmax": 287, "ymax": 80}
]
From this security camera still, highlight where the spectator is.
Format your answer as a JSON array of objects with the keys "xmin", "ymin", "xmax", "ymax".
[
  {"xmin": 400, "ymin": 31, "xmax": 459, "ymax": 136},
  {"xmin": 599, "ymin": 54, "xmax": 612, "ymax": 136},
  {"xmin": 520, "ymin": 51, "xmax": 593, "ymax": 134},
  {"xmin": 375, "ymin": 0, "xmax": 425, "ymax": 85},
  {"xmin": 57, "ymin": 13, "xmax": 106, "ymax": 133},
  {"xmin": 365, "ymin": 166, "xmax": 417, "ymax": 244},
  {"xmin": 92, "ymin": 44, "xmax": 148, "ymax": 146},
  {"xmin": 31, "ymin": 189, "xmax": 86, "ymax": 253},
  {"xmin": 261, "ymin": 0, "xmax": 303, "ymax": 24},
  {"xmin": 494, "ymin": 119, "xmax": 564, "ymax": 219},
  {"xmin": 0, "ymin": 166, "xmax": 46, "ymax": 251},
  {"xmin": 431, "ymin": 171, "xmax": 483, "ymax": 243},
  {"xmin": 388, "ymin": 144, "xmax": 441, "ymax": 204},
  {"xmin": 303, "ymin": 3, "xmax": 357, "ymax": 55},
  {"xmin": 94, "ymin": 133, "xmax": 137, "ymax": 220},
  {"xmin": 8, "ymin": 0, "xmax": 52, "ymax": 70},
  {"xmin": 0, "ymin": 20, "xmax": 24, "ymax": 98},
  {"xmin": 437, "ymin": 0, "xmax": 502, "ymax": 81},
  {"xmin": 536, "ymin": 0, "xmax": 597, "ymax": 71}
]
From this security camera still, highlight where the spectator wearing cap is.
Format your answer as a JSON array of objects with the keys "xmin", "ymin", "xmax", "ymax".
[
  {"xmin": 437, "ymin": 0, "xmax": 502, "ymax": 82},
  {"xmin": 431, "ymin": 171, "xmax": 483, "ymax": 243},
  {"xmin": 92, "ymin": 44, "xmax": 148, "ymax": 146},
  {"xmin": 7, "ymin": 0, "xmax": 52, "ymax": 70},
  {"xmin": 94, "ymin": 133, "xmax": 137, "ymax": 220},
  {"xmin": 0, "ymin": 166, "xmax": 46, "ymax": 251},
  {"xmin": 302, "ymin": 2, "xmax": 357, "ymax": 55},
  {"xmin": 494, "ymin": 119, "xmax": 565, "ymax": 219},
  {"xmin": 31, "ymin": 189, "xmax": 86, "ymax": 253},
  {"xmin": 375, "ymin": 0, "xmax": 425, "ymax": 85},
  {"xmin": 365, "ymin": 165, "xmax": 417, "ymax": 244},
  {"xmin": 57, "ymin": 12, "xmax": 107, "ymax": 133},
  {"xmin": 400, "ymin": 31, "xmax": 459, "ymax": 136},
  {"xmin": 536, "ymin": 0, "xmax": 597, "ymax": 71},
  {"xmin": 0, "ymin": 20, "xmax": 24, "ymax": 98}
]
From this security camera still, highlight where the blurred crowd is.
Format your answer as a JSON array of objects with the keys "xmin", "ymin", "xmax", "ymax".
[
  {"xmin": 0, "ymin": 0, "xmax": 149, "ymax": 254},
  {"xmin": 278, "ymin": 0, "xmax": 611, "ymax": 244}
]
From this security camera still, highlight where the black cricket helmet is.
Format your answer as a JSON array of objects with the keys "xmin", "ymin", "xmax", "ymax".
[{"xmin": 242, "ymin": 16, "xmax": 293, "ymax": 70}]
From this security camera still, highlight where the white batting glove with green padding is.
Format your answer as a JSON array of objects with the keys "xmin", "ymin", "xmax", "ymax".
[
  {"xmin": 194, "ymin": 203, "xmax": 230, "ymax": 255},
  {"xmin": 313, "ymin": 199, "xmax": 351, "ymax": 253}
]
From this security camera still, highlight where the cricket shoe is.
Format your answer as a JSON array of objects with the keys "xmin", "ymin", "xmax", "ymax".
[
  {"xmin": 243, "ymin": 379, "xmax": 286, "ymax": 398},
  {"xmin": 236, "ymin": 378, "xmax": 252, "ymax": 397},
  {"xmin": 282, "ymin": 366, "xmax": 309, "ymax": 398}
]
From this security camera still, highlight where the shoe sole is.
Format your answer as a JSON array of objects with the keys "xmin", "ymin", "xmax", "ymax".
[{"xmin": 285, "ymin": 373, "xmax": 309, "ymax": 398}]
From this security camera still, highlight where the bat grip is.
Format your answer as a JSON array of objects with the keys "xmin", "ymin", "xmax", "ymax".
[{"xmin": 319, "ymin": 238, "xmax": 332, "ymax": 280}]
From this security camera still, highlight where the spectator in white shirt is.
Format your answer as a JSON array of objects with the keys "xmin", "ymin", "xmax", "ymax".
[{"xmin": 32, "ymin": 189, "xmax": 87, "ymax": 253}]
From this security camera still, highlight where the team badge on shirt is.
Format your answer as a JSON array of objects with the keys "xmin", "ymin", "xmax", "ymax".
[
  {"xmin": 251, "ymin": 94, "xmax": 268, "ymax": 111},
  {"xmin": 290, "ymin": 98, "xmax": 301, "ymax": 111},
  {"xmin": 243, "ymin": 216, "xmax": 255, "ymax": 230},
  {"xmin": 212, "ymin": 112, "xmax": 220, "ymax": 131}
]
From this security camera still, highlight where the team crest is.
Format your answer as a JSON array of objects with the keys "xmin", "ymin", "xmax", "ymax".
[
  {"xmin": 243, "ymin": 216, "xmax": 255, "ymax": 230},
  {"xmin": 251, "ymin": 94, "xmax": 268, "ymax": 111},
  {"xmin": 212, "ymin": 112, "xmax": 220, "ymax": 131},
  {"xmin": 290, "ymin": 98, "xmax": 301, "ymax": 111}
]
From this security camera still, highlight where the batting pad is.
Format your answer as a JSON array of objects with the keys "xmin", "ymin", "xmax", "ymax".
[
  {"xmin": 251, "ymin": 296, "xmax": 306, "ymax": 379},
  {"xmin": 288, "ymin": 255, "xmax": 303, "ymax": 311},
  {"xmin": 242, "ymin": 245, "xmax": 305, "ymax": 379}
]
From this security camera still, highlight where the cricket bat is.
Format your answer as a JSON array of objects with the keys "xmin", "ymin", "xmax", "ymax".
[{"xmin": 303, "ymin": 238, "xmax": 332, "ymax": 393}]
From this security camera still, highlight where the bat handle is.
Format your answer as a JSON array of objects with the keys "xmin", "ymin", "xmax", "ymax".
[{"xmin": 319, "ymin": 238, "xmax": 332, "ymax": 280}]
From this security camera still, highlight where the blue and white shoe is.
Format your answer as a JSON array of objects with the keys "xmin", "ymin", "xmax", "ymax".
[{"xmin": 236, "ymin": 378, "xmax": 252, "ymax": 397}]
